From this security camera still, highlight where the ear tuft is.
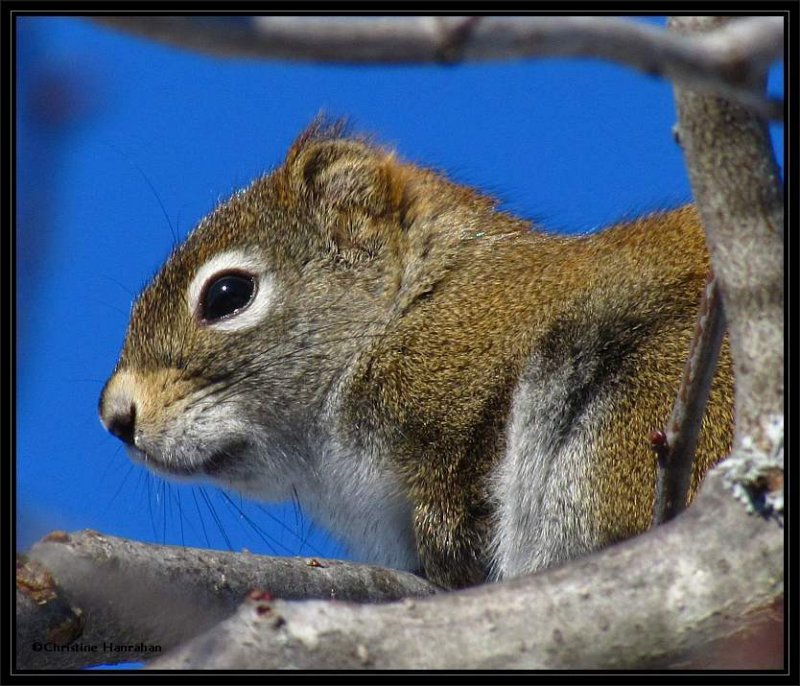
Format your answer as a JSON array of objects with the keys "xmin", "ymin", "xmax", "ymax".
[
  {"xmin": 284, "ymin": 115, "xmax": 350, "ymax": 166},
  {"xmin": 286, "ymin": 125, "xmax": 406, "ymax": 219}
]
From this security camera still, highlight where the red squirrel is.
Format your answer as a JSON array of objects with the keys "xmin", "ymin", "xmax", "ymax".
[{"xmin": 100, "ymin": 122, "xmax": 733, "ymax": 588}]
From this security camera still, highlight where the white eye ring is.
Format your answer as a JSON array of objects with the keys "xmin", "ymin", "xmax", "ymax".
[{"xmin": 187, "ymin": 250, "xmax": 275, "ymax": 332}]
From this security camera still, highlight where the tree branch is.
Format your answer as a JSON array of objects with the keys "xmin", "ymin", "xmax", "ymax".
[
  {"xmin": 669, "ymin": 16, "xmax": 784, "ymax": 519},
  {"xmin": 15, "ymin": 531, "xmax": 438, "ymax": 669},
  {"xmin": 90, "ymin": 16, "xmax": 784, "ymax": 120},
  {"xmin": 652, "ymin": 273, "xmax": 726, "ymax": 525},
  {"xmin": 143, "ymin": 468, "xmax": 783, "ymax": 669}
]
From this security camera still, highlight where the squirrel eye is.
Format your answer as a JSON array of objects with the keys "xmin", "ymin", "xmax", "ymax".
[{"xmin": 200, "ymin": 272, "xmax": 256, "ymax": 323}]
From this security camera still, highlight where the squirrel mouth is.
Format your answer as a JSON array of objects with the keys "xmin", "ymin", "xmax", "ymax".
[
  {"xmin": 126, "ymin": 442, "xmax": 248, "ymax": 478},
  {"xmin": 201, "ymin": 441, "xmax": 250, "ymax": 477}
]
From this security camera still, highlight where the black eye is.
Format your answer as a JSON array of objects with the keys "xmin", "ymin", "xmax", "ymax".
[{"xmin": 200, "ymin": 272, "xmax": 256, "ymax": 323}]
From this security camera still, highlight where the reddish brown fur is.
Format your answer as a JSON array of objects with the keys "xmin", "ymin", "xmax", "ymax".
[{"xmin": 105, "ymin": 123, "xmax": 734, "ymax": 589}]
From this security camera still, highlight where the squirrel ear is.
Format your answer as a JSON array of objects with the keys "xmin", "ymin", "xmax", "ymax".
[{"xmin": 289, "ymin": 137, "xmax": 407, "ymax": 219}]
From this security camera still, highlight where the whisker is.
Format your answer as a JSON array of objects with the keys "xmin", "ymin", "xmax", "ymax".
[
  {"xmin": 197, "ymin": 487, "xmax": 234, "ymax": 551},
  {"xmin": 146, "ymin": 475, "xmax": 158, "ymax": 542},
  {"xmin": 99, "ymin": 140, "xmax": 179, "ymax": 248},
  {"xmin": 218, "ymin": 491, "xmax": 296, "ymax": 556},
  {"xmin": 100, "ymin": 461, "xmax": 137, "ymax": 515},
  {"xmin": 191, "ymin": 488, "xmax": 211, "ymax": 548},
  {"xmin": 172, "ymin": 487, "xmax": 185, "ymax": 548}
]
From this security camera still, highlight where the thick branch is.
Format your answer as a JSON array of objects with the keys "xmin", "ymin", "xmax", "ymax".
[
  {"xmin": 91, "ymin": 16, "xmax": 784, "ymax": 119},
  {"xmin": 669, "ymin": 16, "xmax": 784, "ymax": 515},
  {"xmin": 15, "ymin": 531, "xmax": 438, "ymax": 669},
  {"xmin": 144, "ymin": 467, "xmax": 782, "ymax": 669}
]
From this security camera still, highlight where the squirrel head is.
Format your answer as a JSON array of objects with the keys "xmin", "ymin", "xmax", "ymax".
[{"xmin": 98, "ymin": 120, "xmax": 500, "ymax": 497}]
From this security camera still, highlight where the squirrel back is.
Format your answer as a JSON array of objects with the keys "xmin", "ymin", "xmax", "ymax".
[{"xmin": 99, "ymin": 122, "xmax": 734, "ymax": 588}]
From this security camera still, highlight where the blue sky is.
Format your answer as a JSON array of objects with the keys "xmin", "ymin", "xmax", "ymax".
[{"xmin": 16, "ymin": 16, "xmax": 784, "ymax": 567}]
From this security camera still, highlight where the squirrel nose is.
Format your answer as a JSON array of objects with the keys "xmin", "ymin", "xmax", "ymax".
[
  {"xmin": 106, "ymin": 403, "xmax": 137, "ymax": 445},
  {"xmin": 99, "ymin": 381, "xmax": 138, "ymax": 446}
]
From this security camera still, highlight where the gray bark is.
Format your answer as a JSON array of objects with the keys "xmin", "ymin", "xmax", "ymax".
[
  {"xmin": 15, "ymin": 531, "xmax": 438, "ymax": 669},
  {"xmin": 669, "ymin": 16, "xmax": 784, "ymax": 518},
  {"xmin": 653, "ymin": 274, "xmax": 726, "ymax": 524},
  {"xmin": 144, "ymin": 469, "xmax": 783, "ymax": 669},
  {"xmin": 91, "ymin": 16, "xmax": 783, "ymax": 119}
]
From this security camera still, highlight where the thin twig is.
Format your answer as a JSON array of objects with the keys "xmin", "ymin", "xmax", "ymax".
[{"xmin": 652, "ymin": 273, "xmax": 726, "ymax": 526}]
